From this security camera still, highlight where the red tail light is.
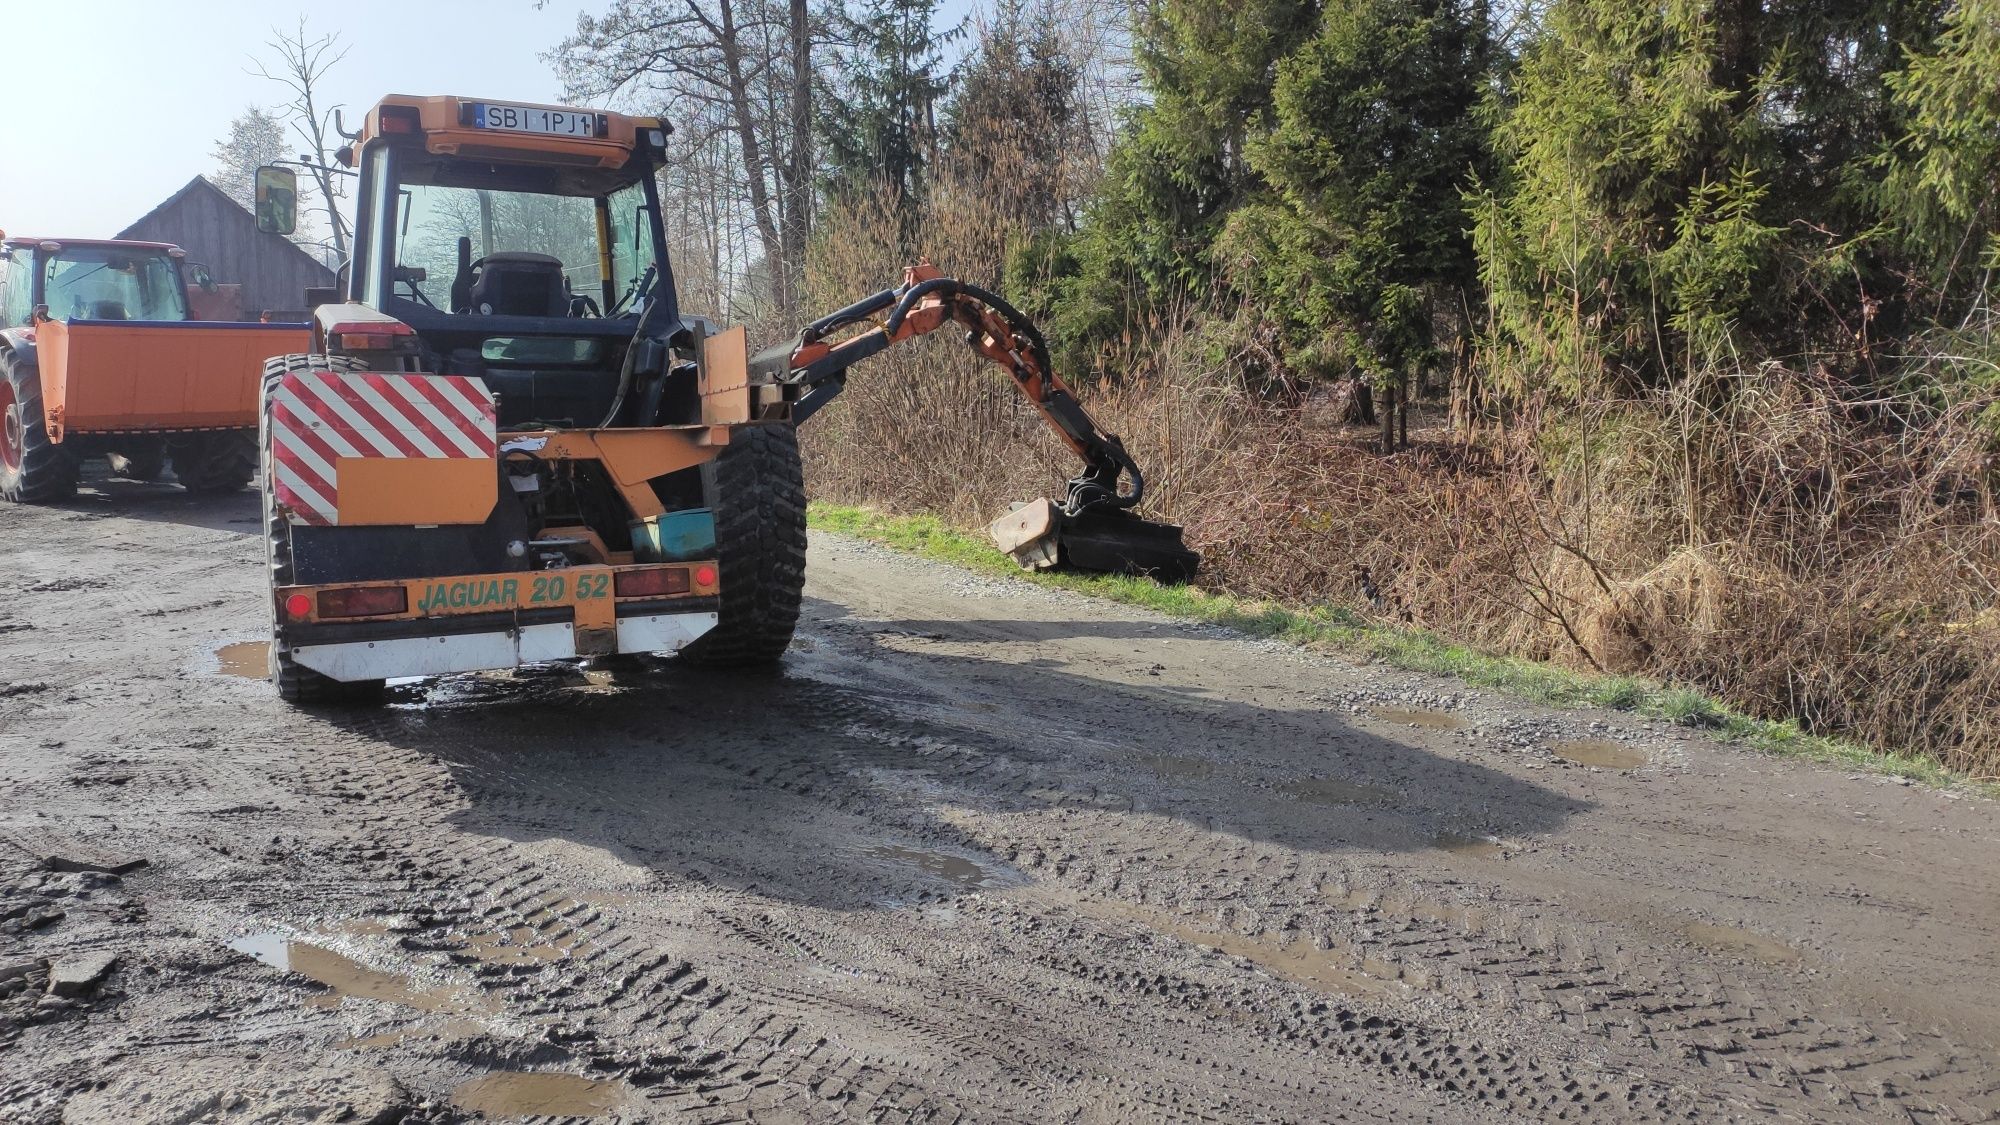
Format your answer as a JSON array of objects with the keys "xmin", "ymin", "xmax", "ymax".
[
  {"xmin": 693, "ymin": 565, "xmax": 718, "ymax": 590},
  {"xmin": 614, "ymin": 567, "xmax": 691, "ymax": 598},
  {"xmin": 318, "ymin": 586, "xmax": 409, "ymax": 619},
  {"xmin": 284, "ymin": 593, "xmax": 313, "ymax": 620}
]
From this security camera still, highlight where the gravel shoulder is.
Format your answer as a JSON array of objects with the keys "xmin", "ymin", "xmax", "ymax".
[{"xmin": 1, "ymin": 478, "xmax": 1996, "ymax": 1122}]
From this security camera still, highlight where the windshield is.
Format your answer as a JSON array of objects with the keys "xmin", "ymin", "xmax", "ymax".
[
  {"xmin": 44, "ymin": 247, "xmax": 187, "ymax": 322},
  {"xmin": 394, "ymin": 180, "xmax": 650, "ymax": 315}
]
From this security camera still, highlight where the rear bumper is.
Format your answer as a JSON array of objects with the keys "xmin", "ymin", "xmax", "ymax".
[{"xmin": 287, "ymin": 605, "xmax": 718, "ymax": 682}]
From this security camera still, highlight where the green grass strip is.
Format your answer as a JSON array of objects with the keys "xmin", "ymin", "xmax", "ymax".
[{"xmin": 808, "ymin": 501, "xmax": 1984, "ymax": 795}]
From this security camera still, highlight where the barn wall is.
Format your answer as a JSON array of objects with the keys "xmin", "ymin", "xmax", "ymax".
[{"xmin": 119, "ymin": 181, "xmax": 334, "ymax": 319}]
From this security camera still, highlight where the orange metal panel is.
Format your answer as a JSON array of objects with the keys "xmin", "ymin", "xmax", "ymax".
[
  {"xmin": 700, "ymin": 326, "xmax": 752, "ymax": 425},
  {"xmin": 42, "ymin": 321, "xmax": 309, "ymax": 436},
  {"xmin": 333, "ymin": 457, "xmax": 497, "ymax": 526}
]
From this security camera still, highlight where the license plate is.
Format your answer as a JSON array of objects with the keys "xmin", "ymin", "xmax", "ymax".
[{"xmin": 469, "ymin": 103, "xmax": 600, "ymax": 138}]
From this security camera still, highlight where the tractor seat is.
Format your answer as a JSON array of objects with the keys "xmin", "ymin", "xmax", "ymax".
[
  {"xmin": 468, "ymin": 253, "xmax": 567, "ymax": 318},
  {"xmin": 86, "ymin": 300, "xmax": 129, "ymax": 320}
]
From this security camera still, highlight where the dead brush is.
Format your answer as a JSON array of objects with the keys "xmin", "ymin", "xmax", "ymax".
[{"xmin": 795, "ymin": 146, "xmax": 2000, "ymax": 773}]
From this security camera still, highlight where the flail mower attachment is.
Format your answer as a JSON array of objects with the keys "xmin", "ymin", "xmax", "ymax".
[{"xmin": 761, "ymin": 264, "xmax": 1200, "ymax": 582}]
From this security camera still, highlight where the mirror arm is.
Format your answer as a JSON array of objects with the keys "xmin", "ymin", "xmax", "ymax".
[{"xmin": 334, "ymin": 108, "xmax": 362, "ymax": 142}]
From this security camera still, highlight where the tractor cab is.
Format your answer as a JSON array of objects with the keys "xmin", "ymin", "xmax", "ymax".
[
  {"xmin": 261, "ymin": 96, "xmax": 687, "ymax": 431},
  {"xmin": 1, "ymin": 239, "xmax": 192, "ymax": 327}
]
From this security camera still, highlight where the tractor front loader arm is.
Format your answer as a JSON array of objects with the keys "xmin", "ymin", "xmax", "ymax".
[{"xmin": 752, "ymin": 263, "xmax": 1143, "ymax": 518}]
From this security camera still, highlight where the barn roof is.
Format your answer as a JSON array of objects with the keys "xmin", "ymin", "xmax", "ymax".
[{"xmin": 118, "ymin": 176, "xmax": 334, "ymax": 280}]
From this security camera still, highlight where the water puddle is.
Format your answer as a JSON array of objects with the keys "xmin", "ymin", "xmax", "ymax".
[
  {"xmin": 215, "ymin": 641, "xmax": 270, "ymax": 680},
  {"xmin": 1685, "ymin": 922, "xmax": 1801, "ymax": 967},
  {"xmin": 862, "ymin": 845, "xmax": 1010, "ymax": 892},
  {"xmin": 1553, "ymin": 739, "xmax": 1648, "ymax": 769},
  {"xmin": 1130, "ymin": 753, "xmax": 1217, "ymax": 782},
  {"xmin": 1281, "ymin": 777, "xmax": 1396, "ymax": 806},
  {"xmin": 1371, "ymin": 707, "xmax": 1466, "ymax": 732},
  {"xmin": 452, "ymin": 1072, "xmax": 630, "ymax": 1116},
  {"xmin": 228, "ymin": 933, "xmax": 458, "ymax": 1012},
  {"xmin": 1432, "ymin": 833, "xmax": 1505, "ymax": 859},
  {"xmin": 1069, "ymin": 897, "xmax": 1396, "ymax": 998}
]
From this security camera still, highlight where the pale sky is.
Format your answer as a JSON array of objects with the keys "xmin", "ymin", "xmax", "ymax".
[
  {"xmin": 3, "ymin": 0, "xmax": 983, "ymax": 242},
  {"xmin": 1, "ymin": 0, "xmax": 595, "ymax": 238}
]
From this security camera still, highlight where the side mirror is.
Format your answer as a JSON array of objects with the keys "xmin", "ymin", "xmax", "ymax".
[
  {"xmin": 187, "ymin": 263, "xmax": 217, "ymax": 292},
  {"xmin": 255, "ymin": 166, "xmax": 298, "ymax": 236}
]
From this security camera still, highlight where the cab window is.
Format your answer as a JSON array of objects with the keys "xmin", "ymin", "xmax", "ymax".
[
  {"xmin": 43, "ymin": 247, "xmax": 188, "ymax": 322},
  {"xmin": 0, "ymin": 250, "xmax": 33, "ymax": 328}
]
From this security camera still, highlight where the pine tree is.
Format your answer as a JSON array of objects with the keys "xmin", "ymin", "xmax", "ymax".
[
  {"xmin": 820, "ymin": 0, "xmax": 963, "ymax": 239},
  {"xmin": 1472, "ymin": 0, "xmax": 1949, "ymax": 399},
  {"xmin": 1218, "ymin": 0, "xmax": 1494, "ymax": 445}
]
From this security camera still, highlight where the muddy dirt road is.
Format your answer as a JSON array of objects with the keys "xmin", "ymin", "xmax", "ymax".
[{"xmin": 2, "ymin": 478, "xmax": 1998, "ymax": 1123}]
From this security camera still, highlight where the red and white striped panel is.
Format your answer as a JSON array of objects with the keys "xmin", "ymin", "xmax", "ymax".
[{"xmin": 269, "ymin": 369, "xmax": 496, "ymax": 526}]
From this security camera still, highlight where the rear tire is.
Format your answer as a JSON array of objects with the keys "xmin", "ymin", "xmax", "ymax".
[
  {"xmin": 264, "ymin": 354, "xmax": 384, "ymax": 707},
  {"xmin": 0, "ymin": 350, "xmax": 78, "ymax": 504},
  {"xmin": 679, "ymin": 424, "xmax": 807, "ymax": 667},
  {"xmin": 170, "ymin": 431, "xmax": 257, "ymax": 494}
]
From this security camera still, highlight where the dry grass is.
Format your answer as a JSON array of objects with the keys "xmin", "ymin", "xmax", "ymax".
[{"xmin": 796, "ymin": 176, "xmax": 2000, "ymax": 775}]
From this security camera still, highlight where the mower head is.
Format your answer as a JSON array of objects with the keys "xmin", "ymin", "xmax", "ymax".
[{"xmin": 990, "ymin": 499, "xmax": 1201, "ymax": 583}]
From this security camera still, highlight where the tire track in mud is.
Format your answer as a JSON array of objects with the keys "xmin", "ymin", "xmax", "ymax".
[
  {"xmin": 265, "ymin": 672, "xmax": 1618, "ymax": 1122},
  {"xmin": 275, "ymin": 640, "xmax": 2000, "ymax": 1122},
  {"xmin": 269, "ymin": 676, "xmax": 1519, "ymax": 1121},
  {"xmin": 8, "ymin": 492, "xmax": 1999, "ymax": 1123},
  {"xmin": 645, "ymin": 638, "xmax": 1999, "ymax": 1123}
]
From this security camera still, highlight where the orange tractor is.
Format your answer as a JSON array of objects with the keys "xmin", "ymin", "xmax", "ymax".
[
  {"xmin": 0, "ymin": 236, "xmax": 308, "ymax": 501},
  {"xmin": 252, "ymin": 94, "xmax": 1195, "ymax": 704}
]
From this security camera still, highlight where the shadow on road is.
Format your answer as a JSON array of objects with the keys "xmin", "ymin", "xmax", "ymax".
[
  {"xmin": 49, "ymin": 466, "xmax": 262, "ymax": 536},
  {"xmin": 307, "ymin": 594, "xmax": 1585, "ymax": 913}
]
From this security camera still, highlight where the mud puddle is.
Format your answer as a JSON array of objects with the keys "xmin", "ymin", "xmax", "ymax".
[
  {"xmin": 1432, "ymin": 833, "xmax": 1505, "ymax": 859},
  {"xmin": 1686, "ymin": 922, "xmax": 1801, "ymax": 967},
  {"xmin": 1553, "ymin": 739, "xmax": 1647, "ymax": 769},
  {"xmin": 1281, "ymin": 777, "xmax": 1396, "ymax": 806},
  {"xmin": 228, "ymin": 934, "xmax": 459, "ymax": 1012},
  {"xmin": 1371, "ymin": 707, "xmax": 1466, "ymax": 732},
  {"xmin": 452, "ymin": 1071, "xmax": 631, "ymax": 1116},
  {"xmin": 215, "ymin": 641, "xmax": 269, "ymax": 680},
  {"xmin": 863, "ymin": 844, "xmax": 1018, "ymax": 894}
]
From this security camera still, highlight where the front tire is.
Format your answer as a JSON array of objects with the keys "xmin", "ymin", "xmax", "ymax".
[
  {"xmin": 0, "ymin": 350, "xmax": 78, "ymax": 504},
  {"xmin": 679, "ymin": 424, "xmax": 807, "ymax": 667}
]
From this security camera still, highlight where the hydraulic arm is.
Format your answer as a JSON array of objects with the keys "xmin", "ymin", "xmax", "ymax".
[{"xmin": 752, "ymin": 263, "xmax": 1198, "ymax": 580}]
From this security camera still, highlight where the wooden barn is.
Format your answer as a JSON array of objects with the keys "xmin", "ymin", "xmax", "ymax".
[{"xmin": 118, "ymin": 176, "xmax": 335, "ymax": 322}]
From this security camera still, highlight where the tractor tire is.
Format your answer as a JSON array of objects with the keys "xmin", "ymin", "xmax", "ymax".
[
  {"xmin": 0, "ymin": 350, "xmax": 78, "ymax": 504},
  {"xmin": 170, "ymin": 431, "xmax": 257, "ymax": 494},
  {"xmin": 263, "ymin": 354, "xmax": 384, "ymax": 707},
  {"xmin": 108, "ymin": 444, "xmax": 166, "ymax": 482},
  {"xmin": 679, "ymin": 424, "xmax": 807, "ymax": 667}
]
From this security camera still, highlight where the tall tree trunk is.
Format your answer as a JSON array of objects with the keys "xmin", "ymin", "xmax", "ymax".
[
  {"xmin": 780, "ymin": 0, "xmax": 813, "ymax": 315},
  {"xmin": 715, "ymin": 0, "xmax": 789, "ymax": 317}
]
